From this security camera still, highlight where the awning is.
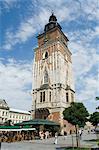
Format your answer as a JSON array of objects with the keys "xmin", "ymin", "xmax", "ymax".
[
  {"xmin": 15, "ymin": 119, "xmax": 60, "ymax": 126},
  {"xmin": 0, "ymin": 125, "xmax": 36, "ymax": 131}
]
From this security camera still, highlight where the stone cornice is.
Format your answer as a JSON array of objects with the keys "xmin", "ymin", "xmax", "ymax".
[{"xmin": 0, "ymin": 107, "xmax": 9, "ymax": 110}]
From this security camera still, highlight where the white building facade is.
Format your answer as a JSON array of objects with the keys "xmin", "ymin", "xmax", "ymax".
[
  {"xmin": 0, "ymin": 99, "xmax": 31, "ymax": 124},
  {"xmin": 0, "ymin": 99, "xmax": 9, "ymax": 123},
  {"xmin": 32, "ymin": 14, "xmax": 75, "ymax": 134},
  {"xmin": 9, "ymin": 108, "xmax": 31, "ymax": 124}
]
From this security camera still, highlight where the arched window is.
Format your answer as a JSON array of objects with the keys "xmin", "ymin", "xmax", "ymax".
[
  {"xmin": 66, "ymin": 93, "xmax": 68, "ymax": 102},
  {"xmin": 42, "ymin": 51, "xmax": 48, "ymax": 59},
  {"xmin": 44, "ymin": 69, "xmax": 48, "ymax": 83},
  {"xmin": 45, "ymin": 51, "xmax": 48, "ymax": 59},
  {"xmin": 49, "ymin": 91, "xmax": 51, "ymax": 102}
]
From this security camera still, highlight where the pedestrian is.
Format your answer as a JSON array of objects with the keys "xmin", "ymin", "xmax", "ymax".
[
  {"xmin": 79, "ymin": 129, "xmax": 82, "ymax": 139},
  {"xmin": 40, "ymin": 131, "xmax": 44, "ymax": 140},
  {"xmin": 45, "ymin": 131, "xmax": 49, "ymax": 139},
  {"xmin": 88, "ymin": 130, "xmax": 90, "ymax": 134},
  {"xmin": 0, "ymin": 142, "xmax": 1, "ymax": 149},
  {"xmin": 64, "ymin": 131, "xmax": 67, "ymax": 140},
  {"xmin": 54, "ymin": 132, "xmax": 58, "ymax": 144}
]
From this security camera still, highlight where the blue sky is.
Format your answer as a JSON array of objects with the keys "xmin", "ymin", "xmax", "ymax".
[{"xmin": 0, "ymin": 0, "xmax": 99, "ymax": 113}]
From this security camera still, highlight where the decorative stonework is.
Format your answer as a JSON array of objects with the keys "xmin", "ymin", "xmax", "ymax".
[
  {"xmin": 32, "ymin": 14, "xmax": 75, "ymax": 134},
  {"xmin": 0, "ymin": 99, "xmax": 9, "ymax": 110}
]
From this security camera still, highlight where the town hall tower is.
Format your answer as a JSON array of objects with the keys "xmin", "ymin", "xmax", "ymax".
[{"xmin": 32, "ymin": 13, "xmax": 75, "ymax": 133}]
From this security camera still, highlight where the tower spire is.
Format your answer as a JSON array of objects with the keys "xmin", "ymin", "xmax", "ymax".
[
  {"xmin": 49, "ymin": 12, "xmax": 57, "ymax": 22},
  {"xmin": 51, "ymin": 10, "xmax": 54, "ymax": 15}
]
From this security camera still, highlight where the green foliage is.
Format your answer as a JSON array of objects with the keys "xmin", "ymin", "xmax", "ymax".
[
  {"xmin": 96, "ymin": 97, "xmax": 99, "ymax": 100},
  {"xmin": 4, "ymin": 119, "xmax": 12, "ymax": 126},
  {"xmin": 64, "ymin": 148, "xmax": 90, "ymax": 150},
  {"xmin": 96, "ymin": 106, "xmax": 99, "ymax": 110},
  {"xmin": 63, "ymin": 102, "xmax": 89, "ymax": 127},
  {"xmin": 90, "ymin": 111, "xmax": 99, "ymax": 126}
]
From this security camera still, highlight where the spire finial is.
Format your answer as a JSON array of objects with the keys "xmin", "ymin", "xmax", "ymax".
[
  {"xmin": 49, "ymin": 12, "xmax": 57, "ymax": 22},
  {"xmin": 51, "ymin": 10, "xmax": 54, "ymax": 15}
]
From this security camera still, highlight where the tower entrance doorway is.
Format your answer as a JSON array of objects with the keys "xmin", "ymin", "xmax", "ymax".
[{"xmin": 35, "ymin": 108, "xmax": 50, "ymax": 119}]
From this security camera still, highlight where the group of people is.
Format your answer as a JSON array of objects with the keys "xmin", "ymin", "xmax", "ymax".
[
  {"xmin": 0, "ymin": 131, "xmax": 35, "ymax": 142},
  {"xmin": 39, "ymin": 131, "xmax": 52, "ymax": 140},
  {"xmin": 0, "ymin": 130, "xmax": 54, "ymax": 143},
  {"xmin": 39, "ymin": 131, "xmax": 59, "ymax": 144},
  {"xmin": 0, "ymin": 129, "xmax": 83, "ymax": 144}
]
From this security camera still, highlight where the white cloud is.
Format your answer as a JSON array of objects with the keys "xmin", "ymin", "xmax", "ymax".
[
  {"xmin": 80, "ymin": 0, "xmax": 99, "ymax": 21},
  {"xmin": 3, "ymin": 0, "xmax": 17, "ymax": 4},
  {"xmin": 0, "ymin": 58, "xmax": 32, "ymax": 110},
  {"xmin": 2, "ymin": 7, "xmax": 51, "ymax": 50},
  {"xmin": 67, "ymin": 24, "xmax": 99, "ymax": 113},
  {"xmin": 1, "ymin": 0, "xmax": 18, "ymax": 10},
  {"xmin": 76, "ymin": 74, "xmax": 99, "ymax": 113},
  {"xmin": 93, "ymin": 26, "xmax": 99, "ymax": 36},
  {"xmin": 77, "ymin": 75, "xmax": 99, "ymax": 99},
  {"xmin": 2, "ymin": 0, "xmax": 83, "ymax": 51},
  {"xmin": 1, "ymin": 0, "xmax": 99, "ymax": 113},
  {"xmin": 1, "ymin": 0, "xmax": 99, "ymax": 51}
]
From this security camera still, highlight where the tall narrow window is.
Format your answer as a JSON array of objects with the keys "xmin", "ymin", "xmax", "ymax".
[
  {"xmin": 2, "ymin": 111, "xmax": 4, "ymax": 116},
  {"xmin": 66, "ymin": 93, "xmax": 68, "ymax": 102},
  {"xmin": 71, "ymin": 93, "xmax": 74, "ymax": 102},
  {"xmin": 40, "ymin": 92, "xmax": 42, "ymax": 102},
  {"xmin": 43, "ymin": 91, "xmax": 45, "ymax": 102},
  {"xmin": 66, "ymin": 70, "xmax": 68, "ymax": 81},
  {"xmin": 49, "ymin": 91, "xmax": 51, "ymax": 102},
  {"xmin": 45, "ymin": 51, "xmax": 48, "ymax": 59},
  {"xmin": 44, "ymin": 69, "xmax": 48, "ymax": 83}
]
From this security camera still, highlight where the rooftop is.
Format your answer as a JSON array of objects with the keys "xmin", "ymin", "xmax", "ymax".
[
  {"xmin": 0, "ymin": 99, "xmax": 9, "ymax": 109},
  {"xmin": 10, "ymin": 108, "xmax": 31, "ymax": 114}
]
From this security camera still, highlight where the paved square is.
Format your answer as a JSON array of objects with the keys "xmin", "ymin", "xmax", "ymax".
[{"xmin": 1, "ymin": 132, "xmax": 98, "ymax": 150}]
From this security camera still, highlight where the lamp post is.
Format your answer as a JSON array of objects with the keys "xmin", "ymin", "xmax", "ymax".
[
  {"xmin": 95, "ymin": 124, "xmax": 99, "ymax": 148},
  {"xmin": 95, "ymin": 97, "xmax": 99, "ymax": 147},
  {"xmin": 31, "ymin": 99, "xmax": 36, "ymax": 119},
  {"xmin": 34, "ymin": 99, "xmax": 36, "ymax": 119},
  {"xmin": 95, "ymin": 97, "xmax": 99, "ymax": 110},
  {"xmin": 0, "ymin": 141, "xmax": 1, "ymax": 149}
]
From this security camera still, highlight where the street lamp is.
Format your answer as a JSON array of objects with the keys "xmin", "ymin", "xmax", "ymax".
[
  {"xmin": 95, "ymin": 124, "xmax": 99, "ymax": 148},
  {"xmin": 31, "ymin": 99, "xmax": 36, "ymax": 119},
  {"xmin": 34, "ymin": 99, "xmax": 36, "ymax": 119}
]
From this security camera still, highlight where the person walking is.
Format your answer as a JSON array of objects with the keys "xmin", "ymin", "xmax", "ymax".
[
  {"xmin": 54, "ymin": 132, "xmax": 58, "ymax": 144},
  {"xmin": 64, "ymin": 131, "xmax": 67, "ymax": 140},
  {"xmin": 79, "ymin": 129, "xmax": 82, "ymax": 139},
  {"xmin": 45, "ymin": 131, "xmax": 49, "ymax": 139}
]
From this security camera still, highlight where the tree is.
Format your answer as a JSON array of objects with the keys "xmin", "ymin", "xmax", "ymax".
[
  {"xmin": 90, "ymin": 111, "xmax": 99, "ymax": 147},
  {"xmin": 63, "ymin": 102, "xmax": 89, "ymax": 147},
  {"xmin": 96, "ymin": 97, "xmax": 99, "ymax": 100},
  {"xmin": 90, "ymin": 112, "xmax": 99, "ymax": 127},
  {"xmin": 95, "ymin": 97, "xmax": 99, "ymax": 110},
  {"xmin": 96, "ymin": 106, "xmax": 99, "ymax": 110},
  {"xmin": 4, "ymin": 120, "xmax": 12, "ymax": 126},
  {"xmin": 63, "ymin": 102, "xmax": 89, "ymax": 127}
]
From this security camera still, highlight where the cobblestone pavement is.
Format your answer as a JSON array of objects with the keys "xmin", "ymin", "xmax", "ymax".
[{"xmin": 1, "ymin": 132, "xmax": 98, "ymax": 150}]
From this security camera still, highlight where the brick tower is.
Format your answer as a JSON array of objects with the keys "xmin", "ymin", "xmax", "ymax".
[{"xmin": 32, "ymin": 13, "xmax": 75, "ymax": 134}]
